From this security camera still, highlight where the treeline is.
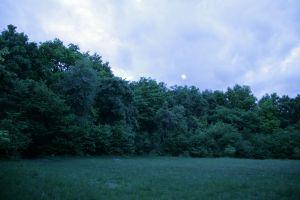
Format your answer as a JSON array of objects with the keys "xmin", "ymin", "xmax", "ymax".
[{"xmin": 0, "ymin": 25, "xmax": 299, "ymax": 159}]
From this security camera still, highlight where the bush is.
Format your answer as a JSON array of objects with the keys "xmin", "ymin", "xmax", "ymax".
[
  {"xmin": 164, "ymin": 133, "xmax": 189, "ymax": 156},
  {"xmin": 188, "ymin": 131, "xmax": 215, "ymax": 157},
  {"xmin": 250, "ymin": 134, "xmax": 272, "ymax": 159},
  {"xmin": 0, "ymin": 130, "xmax": 10, "ymax": 156},
  {"xmin": 249, "ymin": 127, "xmax": 300, "ymax": 159},
  {"xmin": 0, "ymin": 117, "xmax": 30, "ymax": 158},
  {"xmin": 205, "ymin": 122, "xmax": 241, "ymax": 156},
  {"xmin": 236, "ymin": 140, "xmax": 253, "ymax": 158},
  {"xmin": 270, "ymin": 129, "xmax": 300, "ymax": 159},
  {"xmin": 224, "ymin": 145, "xmax": 236, "ymax": 157},
  {"xmin": 53, "ymin": 124, "xmax": 87, "ymax": 155},
  {"xmin": 7, "ymin": 80, "xmax": 72, "ymax": 156},
  {"xmin": 91, "ymin": 124, "xmax": 112, "ymax": 155},
  {"xmin": 108, "ymin": 121, "xmax": 135, "ymax": 155},
  {"xmin": 134, "ymin": 131, "xmax": 152, "ymax": 154},
  {"xmin": 293, "ymin": 147, "xmax": 300, "ymax": 159}
]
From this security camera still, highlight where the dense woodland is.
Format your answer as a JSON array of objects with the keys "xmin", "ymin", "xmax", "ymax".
[{"xmin": 0, "ymin": 25, "xmax": 299, "ymax": 159}]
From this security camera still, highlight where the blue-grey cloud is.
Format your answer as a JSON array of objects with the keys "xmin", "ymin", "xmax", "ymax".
[{"xmin": 1, "ymin": 0, "xmax": 300, "ymax": 97}]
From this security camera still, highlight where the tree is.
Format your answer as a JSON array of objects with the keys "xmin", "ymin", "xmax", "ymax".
[
  {"xmin": 131, "ymin": 78, "xmax": 169, "ymax": 153},
  {"xmin": 39, "ymin": 39, "xmax": 80, "ymax": 73},
  {"xmin": 205, "ymin": 122, "xmax": 242, "ymax": 157},
  {"xmin": 132, "ymin": 78, "xmax": 168, "ymax": 133},
  {"xmin": 0, "ymin": 25, "xmax": 36, "ymax": 80},
  {"xmin": 171, "ymin": 86, "xmax": 208, "ymax": 132},
  {"xmin": 94, "ymin": 77, "xmax": 136, "ymax": 126},
  {"xmin": 258, "ymin": 93, "xmax": 280, "ymax": 134},
  {"xmin": 225, "ymin": 85, "xmax": 256, "ymax": 111},
  {"xmin": 189, "ymin": 130, "xmax": 216, "ymax": 157},
  {"xmin": 0, "ymin": 24, "xmax": 299, "ymax": 159},
  {"xmin": 108, "ymin": 121, "xmax": 135, "ymax": 155},
  {"xmin": 0, "ymin": 115, "xmax": 29, "ymax": 157},
  {"xmin": 277, "ymin": 95, "xmax": 300, "ymax": 128},
  {"xmin": 210, "ymin": 106, "xmax": 260, "ymax": 137},
  {"xmin": 84, "ymin": 53, "xmax": 112, "ymax": 78},
  {"xmin": 155, "ymin": 104, "xmax": 189, "ymax": 155},
  {"xmin": 0, "ymin": 79, "xmax": 72, "ymax": 156},
  {"xmin": 56, "ymin": 58, "xmax": 98, "ymax": 121},
  {"xmin": 170, "ymin": 85, "xmax": 208, "ymax": 118}
]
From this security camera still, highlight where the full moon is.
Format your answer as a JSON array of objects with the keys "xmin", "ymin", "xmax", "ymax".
[{"xmin": 181, "ymin": 74, "xmax": 187, "ymax": 80}]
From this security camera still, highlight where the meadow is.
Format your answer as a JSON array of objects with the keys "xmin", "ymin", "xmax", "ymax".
[{"xmin": 0, "ymin": 157, "xmax": 299, "ymax": 200}]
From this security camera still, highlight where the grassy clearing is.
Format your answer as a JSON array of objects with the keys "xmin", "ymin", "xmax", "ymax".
[{"xmin": 0, "ymin": 157, "xmax": 299, "ymax": 200}]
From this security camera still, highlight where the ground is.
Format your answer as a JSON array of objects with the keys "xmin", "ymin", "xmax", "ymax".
[{"xmin": 0, "ymin": 157, "xmax": 299, "ymax": 200}]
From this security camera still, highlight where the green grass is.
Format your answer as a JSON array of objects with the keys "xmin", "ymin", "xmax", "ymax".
[{"xmin": 0, "ymin": 157, "xmax": 299, "ymax": 200}]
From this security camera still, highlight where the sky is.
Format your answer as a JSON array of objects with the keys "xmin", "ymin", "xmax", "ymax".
[{"xmin": 1, "ymin": 0, "xmax": 300, "ymax": 97}]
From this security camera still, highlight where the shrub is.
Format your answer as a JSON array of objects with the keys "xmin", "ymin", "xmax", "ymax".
[
  {"xmin": 270, "ymin": 129, "xmax": 300, "ymax": 159},
  {"xmin": 91, "ymin": 124, "xmax": 112, "ymax": 155},
  {"xmin": 134, "ymin": 131, "xmax": 153, "ymax": 154},
  {"xmin": 0, "ymin": 130, "xmax": 10, "ymax": 156},
  {"xmin": 164, "ymin": 133, "xmax": 189, "ymax": 156},
  {"xmin": 293, "ymin": 147, "xmax": 300, "ymax": 159},
  {"xmin": 53, "ymin": 124, "xmax": 87, "ymax": 155},
  {"xmin": 0, "ymin": 117, "xmax": 30, "ymax": 158},
  {"xmin": 250, "ymin": 134, "xmax": 272, "ymax": 159},
  {"xmin": 224, "ymin": 145, "xmax": 236, "ymax": 157},
  {"xmin": 188, "ymin": 131, "xmax": 215, "ymax": 157},
  {"xmin": 108, "ymin": 121, "xmax": 135, "ymax": 155},
  {"xmin": 236, "ymin": 140, "xmax": 253, "ymax": 158},
  {"xmin": 205, "ymin": 122, "xmax": 241, "ymax": 156}
]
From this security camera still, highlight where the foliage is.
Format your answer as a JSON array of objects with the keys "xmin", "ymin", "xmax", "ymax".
[
  {"xmin": 0, "ymin": 25, "xmax": 299, "ymax": 159},
  {"xmin": 0, "ymin": 116, "xmax": 30, "ymax": 157},
  {"xmin": 189, "ymin": 131, "xmax": 215, "ymax": 157},
  {"xmin": 94, "ymin": 77, "xmax": 136, "ymax": 126},
  {"xmin": 205, "ymin": 122, "xmax": 242, "ymax": 157},
  {"xmin": 56, "ymin": 59, "xmax": 99, "ymax": 120},
  {"xmin": 108, "ymin": 121, "xmax": 135, "ymax": 155}
]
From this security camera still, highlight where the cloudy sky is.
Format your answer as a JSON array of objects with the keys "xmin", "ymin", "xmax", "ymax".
[{"xmin": 1, "ymin": 0, "xmax": 300, "ymax": 97}]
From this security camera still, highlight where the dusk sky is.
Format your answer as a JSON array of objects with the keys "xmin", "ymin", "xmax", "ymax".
[{"xmin": 1, "ymin": 0, "xmax": 300, "ymax": 97}]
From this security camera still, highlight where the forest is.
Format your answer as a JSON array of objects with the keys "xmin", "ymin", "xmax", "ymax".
[{"xmin": 0, "ymin": 25, "xmax": 300, "ymax": 159}]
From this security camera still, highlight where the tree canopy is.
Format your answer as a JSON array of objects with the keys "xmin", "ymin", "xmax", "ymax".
[{"xmin": 0, "ymin": 25, "xmax": 299, "ymax": 159}]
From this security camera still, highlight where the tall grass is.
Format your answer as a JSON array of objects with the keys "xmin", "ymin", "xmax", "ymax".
[{"xmin": 0, "ymin": 157, "xmax": 299, "ymax": 200}]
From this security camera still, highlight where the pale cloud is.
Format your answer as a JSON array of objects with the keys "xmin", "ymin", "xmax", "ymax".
[
  {"xmin": 1, "ymin": 0, "xmax": 299, "ymax": 96},
  {"xmin": 242, "ymin": 45, "xmax": 300, "ymax": 97}
]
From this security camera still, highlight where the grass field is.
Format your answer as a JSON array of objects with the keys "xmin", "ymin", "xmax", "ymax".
[{"xmin": 0, "ymin": 157, "xmax": 299, "ymax": 200}]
